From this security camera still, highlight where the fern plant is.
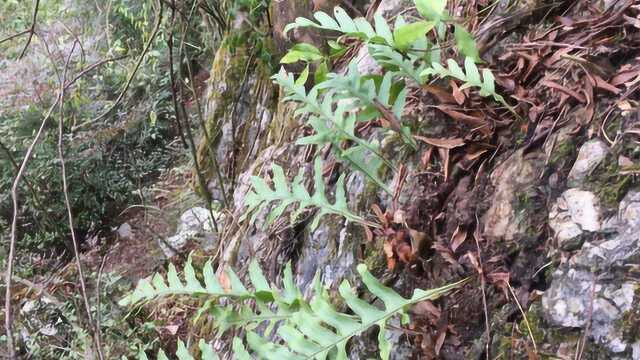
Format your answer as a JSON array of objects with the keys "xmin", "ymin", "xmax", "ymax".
[
  {"xmin": 420, "ymin": 57, "xmax": 520, "ymax": 118},
  {"xmin": 317, "ymin": 62, "xmax": 416, "ymax": 148},
  {"xmin": 122, "ymin": 256, "xmax": 467, "ymax": 360},
  {"xmin": 272, "ymin": 70, "xmax": 393, "ymax": 194},
  {"xmin": 240, "ymin": 157, "xmax": 367, "ymax": 231},
  {"xmin": 283, "ymin": 7, "xmax": 436, "ymax": 85},
  {"xmin": 283, "ymin": 7, "xmax": 433, "ymax": 52}
]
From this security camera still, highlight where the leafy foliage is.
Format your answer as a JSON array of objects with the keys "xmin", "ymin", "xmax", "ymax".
[
  {"xmin": 281, "ymin": 43, "xmax": 324, "ymax": 64},
  {"xmin": 122, "ymin": 256, "xmax": 466, "ymax": 360},
  {"xmin": 269, "ymin": 0, "xmax": 516, "ymax": 229},
  {"xmin": 414, "ymin": 0, "xmax": 448, "ymax": 23},
  {"xmin": 367, "ymin": 43, "xmax": 431, "ymax": 85},
  {"xmin": 421, "ymin": 57, "xmax": 518, "ymax": 116},
  {"xmin": 272, "ymin": 69, "xmax": 393, "ymax": 194},
  {"xmin": 138, "ymin": 339, "xmax": 228, "ymax": 360},
  {"xmin": 240, "ymin": 157, "xmax": 365, "ymax": 231},
  {"xmin": 454, "ymin": 25, "xmax": 481, "ymax": 63},
  {"xmin": 284, "ymin": 6, "xmax": 433, "ymax": 53},
  {"xmin": 317, "ymin": 62, "xmax": 415, "ymax": 148}
]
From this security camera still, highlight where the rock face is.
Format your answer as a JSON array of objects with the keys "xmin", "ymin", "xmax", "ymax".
[
  {"xmin": 567, "ymin": 139, "xmax": 609, "ymax": 187},
  {"xmin": 543, "ymin": 138, "xmax": 639, "ymax": 358},
  {"xmin": 483, "ymin": 149, "xmax": 545, "ymax": 241},
  {"xmin": 543, "ymin": 191, "xmax": 640, "ymax": 357},
  {"xmin": 191, "ymin": 0, "xmax": 640, "ymax": 357}
]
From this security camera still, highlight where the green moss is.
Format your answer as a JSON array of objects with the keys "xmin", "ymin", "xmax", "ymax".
[
  {"xmin": 620, "ymin": 285, "xmax": 640, "ymax": 343},
  {"xmin": 195, "ymin": 37, "xmax": 277, "ymax": 191},
  {"xmin": 584, "ymin": 153, "xmax": 633, "ymax": 209},
  {"xmin": 519, "ymin": 304, "xmax": 545, "ymax": 345},
  {"xmin": 362, "ymin": 237, "xmax": 387, "ymax": 275},
  {"xmin": 549, "ymin": 138, "xmax": 578, "ymax": 169}
]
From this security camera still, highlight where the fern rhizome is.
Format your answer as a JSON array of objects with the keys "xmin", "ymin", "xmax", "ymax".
[
  {"xmin": 120, "ymin": 0, "xmax": 517, "ymax": 358},
  {"xmin": 122, "ymin": 256, "xmax": 467, "ymax": 359}
]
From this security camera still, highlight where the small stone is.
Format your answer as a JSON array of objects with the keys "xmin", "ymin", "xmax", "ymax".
[
  {"xmin": 549, "ymin": 201, "xmax": 584, "ymax": 250},
  {"xmin": 619, "ymin": 191, "xmax": 640, "ymax": 233},
  {"xmin": 548, "ymin": 189, "xmax": 601, "ymax": 249},
  {"xmin": 116, "ymin": 222, "xmax": 133, "ymax": 239},
  {"xmin": 618, "ymin": 155, "xmax": 634, "ymax": 169},
  {"xmin": 40, "ymin": 324, "xmax": 58, "ymax": 336},
  {"xmin": 21, "ymin": 300, "xmax": 37, "ymax": 314},
  {"xmin": 567, "ymin": 139, "xmax": 609, "ymax": 187},
  {"xmin": 159, "ymin": 207, "xmax": 220, "ymax": 257}
]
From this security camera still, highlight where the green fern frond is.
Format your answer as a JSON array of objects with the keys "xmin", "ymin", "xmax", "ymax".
[
  {"xmin": 421, "ymin": 57, "xmax": 520, "ymax": 118},
  {"xmin": 367, "ymin": 44, "xmax": 430, "ymax": 85},
  {"xmin": 317, "ymin": 62, "xmax": 416, "ymax": 148},
  {"xmin": 284, "ymin": 7, "xmax": 388, "ymax": 45},
  {"xmin": 241, "ymin": 157, "xmax": 367, "ymax": 231},
  {"xmin": 124, "ymin": 258, "xmax": 467, "ymax": 360},
  {"xmin": 118, "ymin": 256, "xmax": 253, "ymax": 307},
  {"xmin": 283, "ymin": 7, "xmax": 433, "ymax": 54},
  {"xmin": 138, "ymin": 339, "xmax": 227, "ymax": 360},
  {"xmin": 272, "ymin": 69, "xmax": 393, "ymax": 194},
  {"xmin": 242, "ymin": 264, "xmax": 467, "ymax": 360}
]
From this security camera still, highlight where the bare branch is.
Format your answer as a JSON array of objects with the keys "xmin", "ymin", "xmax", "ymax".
[
  {"xmin": 167, "ymin": 0, "xmax": 189, "ymax": 148},
  {"xmin": 18, "ymin": 0, "xmax": 41, "ymax": 59},
  {"xmin": 57, "ymin": 41, "xmax": 104, "ymax": 360},
  {"xmin": 0, "ymin": 30, "xmax": 30, "ymax": 46},
  {"xmin": 1, "ymin": 38, "xmax": 122, "ymax": 360},
  {"xmin": 176, "ymin": 4, "xmax": 220, "ymax": 233},
  {"xmin": 94, "ymin": 253, "xmax": 109, "ymax": 360},
  {"xmin": 3, "ymin": 41, "xmax": 76, "ymax": 360},
  {"xmin": 76, "ymin": 1, "xmax": 164, "ymax": 130}
]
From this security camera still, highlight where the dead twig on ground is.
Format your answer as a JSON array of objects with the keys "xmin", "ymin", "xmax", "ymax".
[{"xmin": 473, "ymin": 214, "xmax": 491, "ymax": 360}]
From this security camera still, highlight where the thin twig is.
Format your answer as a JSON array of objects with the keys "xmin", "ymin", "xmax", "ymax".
[
  {"xmin": 3, "ymin": 43, "xmax": 77, "ymax": 360},
  {"xmin": 474, "ymin": 214, "xmax": 490, "ymax": 360},
  {"xmin": 94, "ymin": 253, "xmax": 109, "ymax": 360},
  {"xmin": 4, "ymin": 99, "xmax": 58, "ymax": 360},
  {"xmin": 57, "ymin": 41, "xmax": 104, "ymax": 360},
  {"xmin": 2, "ymin": 35, "xmax": 120, "ymax": 360},
  {"xmin": 18, "ymin": 0, "xmax": 40, "ymax": 59},
  {"xmin": 167, "ymin": 0, "xmax": 189, "ymax": 148},
  {"xmin": 175, "ymin": 3, "xmax": 220, "ymax": 233},
  {"xmin": 0, "ymin": 29, "xmax": 30, "ymax": 46},
  {"xmin": 507, "ymin": 281, "xmax": 538, "ymax": 354},
  {"xmin": 0, "ymin": 140, "xmax": 47, "ymax": 230},
  {"xmin": 575, "ymin": 280, "xmax": 597, "ymax": 360},
  {"xmin": 183, "ymin": 48, "xmax": 230, "ymax": 208},
  {"xmin": 77, "ymin": 1, "xmax": 164, "ymax": 129}
]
